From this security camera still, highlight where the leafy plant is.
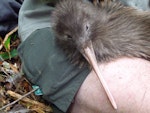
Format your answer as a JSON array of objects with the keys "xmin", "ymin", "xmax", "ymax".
[{"xmin": 0, "ymin": 27, "xmax": 18, "ymax": 60}]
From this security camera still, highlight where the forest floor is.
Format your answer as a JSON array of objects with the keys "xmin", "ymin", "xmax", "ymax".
[{"xmin": 0, "ymin": 27, "xmax": 52, "ymax": 113}]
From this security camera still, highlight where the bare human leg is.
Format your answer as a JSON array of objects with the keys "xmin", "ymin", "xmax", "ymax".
[{"xmin": 68, "ymin": 57, "xmax": 150, "ymax": 113}]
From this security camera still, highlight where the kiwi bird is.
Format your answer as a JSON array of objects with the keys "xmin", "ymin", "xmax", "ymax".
[{"xmin": 51, "ymin": 0, "xmax": 150, "ymax": 109}]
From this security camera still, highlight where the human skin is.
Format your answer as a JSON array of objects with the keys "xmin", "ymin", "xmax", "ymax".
[{"xmin": 68, "ymin": 57, "xmax": 150, "ymax": 113}]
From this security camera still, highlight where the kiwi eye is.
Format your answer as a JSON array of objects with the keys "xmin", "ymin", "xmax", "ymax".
[
  {"xmin": 85, "ymin": 23, "xmax": 90, "ymax": 31},
  {"xmin": 86, "ymin": 25, "xmax": 89, "ymax": 31},
  {"xmin": 64, "ymin": 34, "xmax": 72, "ymax": 40},
  {"xmin": 67, "ymin": 34, "xmax": 72, "ymax": 39}
]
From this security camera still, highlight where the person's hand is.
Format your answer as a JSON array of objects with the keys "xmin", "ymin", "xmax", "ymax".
[{"xmin": 68, "ymin": 57, "xmax": 150, "ymax": 113}]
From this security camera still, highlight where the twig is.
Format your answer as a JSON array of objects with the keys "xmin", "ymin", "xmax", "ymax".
[
  {"xmin": 9, "ymin": 63, "xmax": 19, "ymax": 73},
  {"xmin": 0, "ymin": 89, "xmax": 52, "ymax": 112},
  {"xmin": 0, "ymin": 26, "xmax": 18, "ymax": 51},
  {"xmin": 1, "ymin": 61, "xmax": 22, "ymax": 84},
  {"xmin": 0, "ymin": 88, "xmax": 38, "ymax": 111},
  {"xmin": 1, "ymin": 67, "xmax": 10, "ymax": 77}
]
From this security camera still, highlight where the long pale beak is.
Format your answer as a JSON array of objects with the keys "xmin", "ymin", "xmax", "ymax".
[{"xmin": 83, "ymin": 41, "xmax": 117, "ymax": 109}]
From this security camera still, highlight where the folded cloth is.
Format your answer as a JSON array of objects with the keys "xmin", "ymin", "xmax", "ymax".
[
  {"xmin": 0, "ymin": 0, "xmax": 22, "ymax": 37},
  {"xmin": 18, "ymin": 27, "xmax": 90, "ymax": 112}
]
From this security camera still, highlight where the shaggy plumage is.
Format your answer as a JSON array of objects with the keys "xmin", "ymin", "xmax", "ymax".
[{"xmin": 52, "ymin": 0, "xmax": 150, "ymax": 67}]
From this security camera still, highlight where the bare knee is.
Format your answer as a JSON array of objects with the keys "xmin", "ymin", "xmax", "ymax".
[{"xmin": 68, "ymin": 58, "xmax": 150, "ymax": 113}]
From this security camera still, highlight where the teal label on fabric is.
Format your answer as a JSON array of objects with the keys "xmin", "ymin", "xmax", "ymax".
[{"xmin": 32, "ymin": 85, "xmax": 43, "ymax": 95}]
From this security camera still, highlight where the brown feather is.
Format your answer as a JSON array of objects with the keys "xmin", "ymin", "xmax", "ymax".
[{"xmin": 51, "ymin": 0, "xmax": 150, "ymax": 66}]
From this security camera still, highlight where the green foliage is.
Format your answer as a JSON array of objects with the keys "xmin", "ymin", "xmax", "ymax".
[
  {"xmin": 4, "ymin": 36, "xmax": 11, "ymax": 52},
  {"xmin": 0, "ymin": 33, "xmax": 18, "ymax": 60},
  {"xmin": 0, "ymin": 49, "xmax": 18, "ymax": 60}
]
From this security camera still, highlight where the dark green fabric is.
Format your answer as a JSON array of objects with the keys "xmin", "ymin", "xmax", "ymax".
[{"xmin": 18, "ymin": 27, "xmax": 90, "ymax": 113}]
